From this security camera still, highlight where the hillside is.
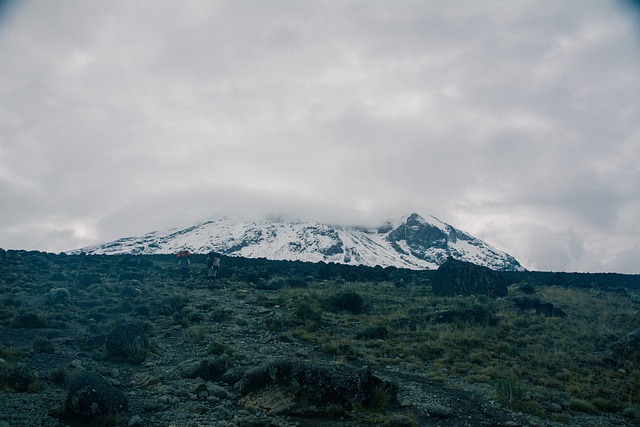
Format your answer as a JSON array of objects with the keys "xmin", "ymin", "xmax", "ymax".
[
  {"xmin": 71, "ymin": 213, "xmax": 525, "ymax": 271},
  {"xmin": 1, "ymin": 250, "xmax": 639, "ymax": 426}
]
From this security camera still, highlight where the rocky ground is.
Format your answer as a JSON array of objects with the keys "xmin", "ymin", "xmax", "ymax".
[{"xmin": 0, "ymin": 251, "xmax": 637, "ymax": 426}]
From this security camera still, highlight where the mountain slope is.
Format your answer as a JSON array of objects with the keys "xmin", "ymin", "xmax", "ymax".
[{"xmin": 71, "ymin": 213, "xmax": 525, "ymax": 271}]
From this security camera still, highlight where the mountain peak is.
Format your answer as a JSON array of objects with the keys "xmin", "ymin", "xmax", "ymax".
[{"xmin": 71, "ymin": 213, "xmax": 525, "ymax": 271}]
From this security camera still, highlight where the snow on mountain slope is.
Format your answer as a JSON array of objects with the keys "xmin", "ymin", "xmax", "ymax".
[{"xmin": 70, "ymin": 213, "xmax": 525, "ymax": 271}]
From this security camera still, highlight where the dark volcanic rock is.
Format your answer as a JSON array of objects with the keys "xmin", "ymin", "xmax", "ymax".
[
  {"xmin": 387, "ymin": 213, "xmax": 448, "ymax": 257},
  {"xmin": 64, "ymin": 371, "xmax": 128, "ymax": 421},
  {"xmin": 105, "ymin": 320, "xmax": 148, "ymax": 363},
  {"xmin": 239, "ymin": 359, "xmax": 397, "ymax": 412},
  {"xmin": 432, "ymin": 258, "xmax": 508, "ymax": 297}
]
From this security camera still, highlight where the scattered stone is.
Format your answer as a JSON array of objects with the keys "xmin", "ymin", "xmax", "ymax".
[{"xmin": 127, "ymin": 415, "xmax": 143, "ymax": 426}]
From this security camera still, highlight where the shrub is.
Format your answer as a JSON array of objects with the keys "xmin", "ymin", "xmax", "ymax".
[
  {"xmin": 325, "ymin": 403, "xmax": 345, "ymax": 418},
  {"xmin": 11, "ymin": 312, "xmax": 48, "ymax": 329},
  {"xmin": 46, "ymin": 288, "xmax": 71, "ymax": 305},
  {"xmin": 207, "ymin": 341, "xmax": 234, "ymax": 356},
  {"xmin": 592, "ymin": 397, "xmax": 624, "ymax": 413},
  {"xmin": 494, "ymin": 377, "xmax": 528, "ymax": 411},
  {"xmin": 0, "ymin": 360, "xmax": 38, "ymax": 392},
  {"xmin": 161, "ymin": 293, "xmax": 189, "ymax": 315},
  {"xmin": 370, "ymin": 384, "xmax": 394, "ymax": 413},
  {"xmin": 78, "ymin": 272, "xmax": 102, "ymax": 287},
  {"xmin": 569, "ymin": 399, "xmax": 599, "ymax": 414},
  {"xmin": 323, "ymin": 291, "xmax": 366, "ymax": 314},
  {"xmin": 32, "ymin": 336, "xmax": 55, "ymax": 353},
  {"xmin": 292, "ymin": 299, "xmax": 323, "ymax": 328},
  {"xmin": 434, "ymin": 306, "xmax": 499, "ymax": 326},
  {"xmin": 49, "ymin": 367, "xmax": 67, "ymax": 386},
  {"xmin": 186, "ymin": 326, "xmax": 207, "ymax": 344},
  {"xmin": 287, "ymin": 277, "xmax": 308, "ymax": 288}
]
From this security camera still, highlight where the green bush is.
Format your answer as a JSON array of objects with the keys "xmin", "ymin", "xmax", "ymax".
[
  {"xmin": 569, "ymin": 399, "xmax": 599, "ymax": 414},
  {"xmin": 494, "ymin": 377, "xmax": 528, "ymax": 411},
  {"xmin": 292, "ymin": 299, "xmax": 323, "ymax": 327},
  {"xmin": 323, "ymin": 291, "xmax": 366, "ymax": 314},
  {"xmin": 32, "ymin": 336, "xmax": 55, "ymax": 353}
]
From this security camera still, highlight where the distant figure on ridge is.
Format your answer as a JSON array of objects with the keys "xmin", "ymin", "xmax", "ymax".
[
  {"xmin": 177, "ymin": 250, "xmax": 191, "ymax": 282},
  {"xmin": 206, "ymin": 251, "xmax": 221, "ymax": 284}
]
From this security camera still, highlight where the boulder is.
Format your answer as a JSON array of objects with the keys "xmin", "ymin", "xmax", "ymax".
[
  {"xmin": 239, "ymin": 359, "xmax": 397, "ymax": 413},
  {"xmin": 431, "ymin": 258, "xmax": 507, "ymax": 297},
  {"xmin": 105, "ymin": 320, "xmax": 148, "ymax": 364},
  {"xmin": 64, "ymin": 371, "xmax": 128, "ymax": 420}
]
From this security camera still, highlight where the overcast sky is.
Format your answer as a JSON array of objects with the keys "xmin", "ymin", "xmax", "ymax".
[{"xmin": 1, "ymin": 1, "xmax": 639, "ymax": 273}]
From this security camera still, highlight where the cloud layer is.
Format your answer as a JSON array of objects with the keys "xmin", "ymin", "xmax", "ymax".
[{"xmin": 1, "ymin": 1, "xmax": 639, "ymax": 273}]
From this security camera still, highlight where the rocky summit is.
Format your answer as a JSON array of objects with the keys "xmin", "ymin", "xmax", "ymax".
[{"xmin": 71, "ymin": 213, "xmax": 525, "ymax": 271}]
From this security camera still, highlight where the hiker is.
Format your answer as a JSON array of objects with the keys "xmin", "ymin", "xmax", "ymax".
[
  {"xmin": 177, "ymin": 250, "xmax": 191, "ymax": 282},
  {"xmin": 206, "ymin": 251, "xmax": 221, "ymax": 283}
]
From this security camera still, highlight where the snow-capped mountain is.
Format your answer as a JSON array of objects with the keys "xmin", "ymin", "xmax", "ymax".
[{"xmin": 70, "ymin": 213, "xmax": 525, "ymax": 271}]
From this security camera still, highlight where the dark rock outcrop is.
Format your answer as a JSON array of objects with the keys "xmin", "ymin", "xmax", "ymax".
[
  {"xmin": 239, "ymin": 359, "xmax": 397, "ymax": 413},
  {"xmin": 432, "ymin": 258, "xmax": 508, "ymax": 297},
  {"xmin": 105, "ymin": 320, "xmax": 148, "ymax": 364},
  {"xmin": 64, "ymin": 371, "xmax": 128, "ymax": 421}
]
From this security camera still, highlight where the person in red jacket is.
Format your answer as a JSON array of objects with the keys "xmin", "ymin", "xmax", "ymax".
[{"xmin": 177, "ymin": 250, "xmax": 191, "ymax": 282}]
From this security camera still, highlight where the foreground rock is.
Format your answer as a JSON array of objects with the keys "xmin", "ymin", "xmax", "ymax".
[
  {"xmin": 238, "ymin": 359, "xmax": 397, "ymax": 415},
  {"xmin": 64, "ymin": 371, "xmax": 128, "ymax": 422},
  {"xmin": 106, "ymin": 320, "xmax": 149, "ymax": 364}
]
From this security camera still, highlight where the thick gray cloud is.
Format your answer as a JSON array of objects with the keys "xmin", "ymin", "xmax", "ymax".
[{"xmin": 1, "ymin": 0, "xmax": 639, "ymax": 273}]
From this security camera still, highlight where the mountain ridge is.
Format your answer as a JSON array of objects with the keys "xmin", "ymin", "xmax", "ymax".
[{"xmin": 70, "ymin": 212, "xmax": 525, "ymax": 271}]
